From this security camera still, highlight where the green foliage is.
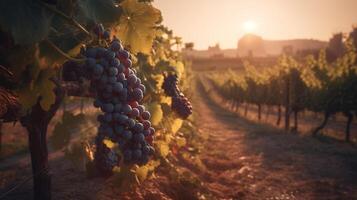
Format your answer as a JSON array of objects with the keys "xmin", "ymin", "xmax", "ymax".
[
  {"xmin": 0, "ymin": 0, "xmax": 53, "ymax": 45},
  {"xmin": 0, "ymin": 0, "xmax": 195, "ymax": 189},
  {"xmin": 207, "ymin": 33, "xmax": 357, "ymax": 129},
  {"xmin": 79, "ymin": 0, "xmax": 122, "ymax": 25}
]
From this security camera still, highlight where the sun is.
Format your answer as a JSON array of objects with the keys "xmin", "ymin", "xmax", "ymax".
[{"xmin": 242, "ymin": 20, "xmax": 257, "ymax": 33}]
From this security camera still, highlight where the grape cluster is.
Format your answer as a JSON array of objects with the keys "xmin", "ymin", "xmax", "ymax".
[
  {"xmin": 93, "ymin": 24, "xmax": 111, "ymax": 41},
  {"xmin": 172, "ymin": 93, "xmax": 193, "ymax": 119},
  {"xmin": 77, "ymin": 25, "xmax": 155, "ymax": 171},
  {"xmin": 162, "ymin": 73, "xmax": 193, "ymax": 119},
  {"xmin": 162, "ymin": 74, "xmax": 179, "ymax": 97}
]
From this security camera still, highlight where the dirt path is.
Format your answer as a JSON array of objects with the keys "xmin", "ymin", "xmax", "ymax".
[{"xmin": 192, "ymin": 78, "xmax": 357, "ymax": 199}]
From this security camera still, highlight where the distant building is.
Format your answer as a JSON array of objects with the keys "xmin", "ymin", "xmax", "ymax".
[
  {"xmin": 237, "ymin": 34, "xmax": 266, "ymax": 57},
  {"xmin": 207, "ymin": 43, "xmax": 224, "ymax": 58},
  {"xmin": 237, "ymin": 34, "xmax": 327, "ymax": 57}
]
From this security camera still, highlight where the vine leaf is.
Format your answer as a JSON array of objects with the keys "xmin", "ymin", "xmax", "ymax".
[
  {"xmin": 78, "ymin": 0, "xmax": 121, "ymax": 25},
  {"xmin": 150, "ymin": 74, "xmax": 164, "ymax": 91},
  {"xmin": 0, "ymin": 0, "xmax": 53, "ymax": 45},
  {"xmin": 115, "ymin": 0, "xmax": 161, "ymax": 54},
  {"xmin": 17, "ymin": 68, "xmax": 56, "ymax": 112},
  {"xmin": 147, "ymin": 101, "xmax": 163, "ymax": 126},
  {"xmin": 155, "ymin": 140, "xmax": 169, "ymax": 158},
  {"xmin": 170, "ymin": 61, "xmax": 185, "ymax": 79},
  {"xmin": 171, "ymin": 118, "xmax": 183, "ymax": 134},
  {"xmin": 135, "ymin": 160, "xmax": 160, "ymax": 182},
  {"xmin": 175, "ymin": 136, "xmax": 186, "ymax": 148}
]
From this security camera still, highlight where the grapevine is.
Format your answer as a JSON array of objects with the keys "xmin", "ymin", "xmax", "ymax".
[
  {"xmin": 63, "ymin": 25, "xmax": 155, "ymax": 174},
  {"xmin": 163, "ymin": 73, "xmax": 193, "ymax": 119}
]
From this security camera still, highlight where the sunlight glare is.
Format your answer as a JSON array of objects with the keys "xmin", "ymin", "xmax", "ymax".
[{"xmin": 242, "ymin": 20, "xmax": 258, "ymax": 33}]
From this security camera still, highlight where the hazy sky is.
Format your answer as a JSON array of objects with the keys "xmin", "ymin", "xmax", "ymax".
[{"xmin": 153, "ymin": 0, "xmax": 357, "ymax": 49}]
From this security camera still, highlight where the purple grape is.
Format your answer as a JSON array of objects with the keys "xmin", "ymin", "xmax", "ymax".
[
  {"xmin": 103, "ymin": 30, "xmax": 110, "ymax": 40},
  {"xmin": 137, "ymin": 105, "xmax": 145, "ymax": 114},
  {"xmin": 121, "ymin": 104, "xmax": 132, "ymax": 115},
  {"xmin": 142, "ymin": 120, "xmax": 151, "ymax": 130},
  {"xmin": 133, "ymin": 133, "xmax": 145, "ymax": 143},
  {"xmin": 122, "ymin": 130, "xmax": 133, "ymax": 140},
  {"xmin": 139, "ymin": 84, "xmax": 146, "ymax": 93},
  {"xmin": 142, "ymin": 111, "xmax": 151, "ymax": 120},
  {"xmin": 111, "ymin": 58, "xmax": 120, "ymax": 68},
  {"xmin": 108, "ymin": 67, "xmax": 118, "ymax": 76},
  {"xmin": 113, "ymin": 82, "xmax": 123, "ymax": 93},
  {"xmin": 127, "ymin": 74, "xmax": 137, "ymax": 86},
  {"xmin": 114, "ymin": 103, "xmax": 122, "ymax": 112},
  {"xmin": 132, "ymin": 88, "xmax": 143, "ymax": 101},
  {"xmin": 110, "ymin": 41, "xmax": 123, "ymax": 51},
  {"xmin": 93, "ymin": 64, "xmax": 104, "ymax": 75},
  {"xmin": 132, "ymin": 149, "xmax": 142, "ymax": 160},
  {"xmin": 131, "ymin": 108, "xmax": 140, "ymax": 118},
  {"xmin": 133, "ymin": 123, "xmax": 144, "ymax": 133},
  {"xmin": 102, "ymin": 103, "xmax": 114, "ymax": 113}
]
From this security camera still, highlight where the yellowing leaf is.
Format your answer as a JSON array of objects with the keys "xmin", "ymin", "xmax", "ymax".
[
  {"xmin": 37, "ymin": 69, "xmax": 56, "ymax": 111},
  {"xmin": 171, "ymin": 118, "xmax": 183, "ymax": 134},
  {"xmin": 164, "ymin": 134, "xmax": 172, "ymax": 143},
  {"xmin": 135, "ymin": 160, "xmax": 160, "ymax": 182},
  {"xmin": 160, "ymin": 96, "xmax": 171, "ymax": 105},
  {"xmin": 115, "ymin": 0, "xmax": 161, "ymax": 53},
  {"xmin": 155, "ymin": 140, "xmax": 169, "ymax": 158},
  {"xmin": 17, "ymin": 68, "xmax": 56, "ymax": 112},
  {"xmin": 103, "ymin": 139, "xmax": 115, "ymax": 149},
  {"xmin": 147, "ymin": 102, "xmax": 163, "ymax": 126},
  {"xmin": 17, "ymin": 86, "xmax": 36, "ymax": 114},
  {"xmin": 170, "ymin": 61, "xmax": 185, "ymax": 78},
  {"xmin": 176, "ymin": 137, "xmax": 186, "ymax": 148},
  {"xmin": 152, "ymin": 74, "xmax": 164, "ymax": 90},
  {"xmin": 147, "ymin": 160, "xmax": 161, "ymax": 170},
  {"xmin": 135, "ymin": 165, "xmax": 149, "ymax": 182}
]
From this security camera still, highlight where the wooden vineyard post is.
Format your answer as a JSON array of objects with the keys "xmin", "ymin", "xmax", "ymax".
[{"xmin": 284, "ymin": 76, "xmax": 290, "ymax": 132}]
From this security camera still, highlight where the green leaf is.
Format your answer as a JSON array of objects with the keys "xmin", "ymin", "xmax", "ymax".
[
  {"xmin": 0, "ymin": 0, "xmax": 53, "ymax": 45},
  {"xmin": 78, "ymin": 0, "xmax": 121, "ymax": 25},
  {"xmin": 115, "ymin": 0, "xmax": 161, "ymax": 54}
]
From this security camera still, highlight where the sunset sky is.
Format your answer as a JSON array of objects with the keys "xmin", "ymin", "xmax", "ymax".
[{"xmin": 153, "ymin": 0, "xmax": 357, "ymax": 49}]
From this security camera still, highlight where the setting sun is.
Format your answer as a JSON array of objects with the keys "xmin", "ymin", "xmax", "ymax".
[{"xmin": 242, "ymin": 20, "xmax": 257, "ymax": 33}]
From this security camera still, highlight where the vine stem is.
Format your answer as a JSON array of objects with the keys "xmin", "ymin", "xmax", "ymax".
[
  {"xmin": 45, "ymin": 40, "xmax": 85, "ymax": 62},
  {"xmin": 0, "ymin": 65, "xmax": 14, "ymax": 77},
  {"xmin": 38, "ymin": 1, "xmax": 90, "ymax": 36}
]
